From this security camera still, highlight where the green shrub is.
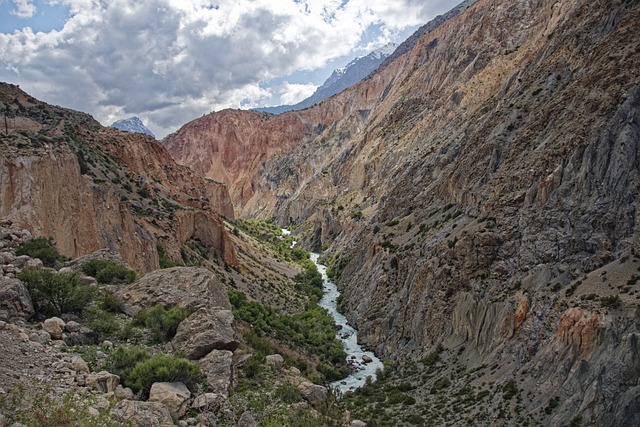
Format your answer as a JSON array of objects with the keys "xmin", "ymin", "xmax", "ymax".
[
  {"xmin": 105, "ymin": 346, "xmax": 149, "ymax": 384},
  {"xmin": 15, "ymin": 237, "xmax": 66, "ymax": 268},
  {"xmin": 81, "ymin": 259, "xmax": 136, "ymax": 284},
  {"xmin": 600, "ymin": 294, "xmax": 622, "ymax": 309},
  {"xmin": 503, "ymin": 378, "xmax": 518, "ymax": 400},
  {"xmin": 132, "ymin": 304, "xmax": 191, "ymax": 343},
  {"xmin": 126, "ymin": 354, "xmax": 202, "ymax": 398},
  {"xmin": 82, "ymin": 306, "xmax": 120, "ymax": 338},
  {"xmin": 99, "ymin": 291, "xmax": 125, "ymax": 313},
  {"xmin": 18, "ymin": 267, "xmax": 95, "ymax": 317},
  {"xmin": 274, "ymin": 384, "xmax": 302, "ymax": 404}
]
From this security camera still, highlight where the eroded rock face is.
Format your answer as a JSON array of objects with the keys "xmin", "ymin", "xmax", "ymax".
[
  {"xmin": 170, "ymin": 308, "xmax": 238, "ymax": 359},
  {"xmin": 119, "ymin": 267, "xmax": 231, "ymax": 312},
  {"xmin": 86, "ymin": 371, "xmax": 120, "ymax": 393},
  {"xmin": 0, "ymin": 83, "xmax": 236, "ymax": 273}
]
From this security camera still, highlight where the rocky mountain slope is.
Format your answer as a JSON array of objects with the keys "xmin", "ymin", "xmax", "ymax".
[
  {"xmin": 110, "ymin": 116, "xmax": 155, "ymax": 138},
  {"xmin": 0, "ymin": 83, "xmax": 235, "ymax": 272},
  {"xmin": 257, "ymin": 43, "xmax": 397, "ymax": 115},
  {"xmin": 164, "ymin": 0, "xmax": 640, "ymax": 424}
]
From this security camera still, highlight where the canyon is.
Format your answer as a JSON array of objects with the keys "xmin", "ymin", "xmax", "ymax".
[{"xmin": 164, "ymin": 0, "xmax": 640, "ymax": 424}]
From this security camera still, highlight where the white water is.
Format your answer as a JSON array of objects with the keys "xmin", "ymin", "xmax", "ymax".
[{"xmin": 311, "ymin": 253, "xmax": 384, "ymax": 393}]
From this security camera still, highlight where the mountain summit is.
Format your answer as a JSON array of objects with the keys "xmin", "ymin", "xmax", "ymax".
[
  {"xmin": 110, "ymin": 116, "xmax": 155, "ymax": 138},
  {"xmin": 257, "ymin": 43, "xmax": 397, "ymax": 115}
]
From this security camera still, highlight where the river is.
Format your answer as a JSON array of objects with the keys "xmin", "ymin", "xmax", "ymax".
[{"xmin": 311, "ymin": 253, "xmax": 384, "ymax": 393}]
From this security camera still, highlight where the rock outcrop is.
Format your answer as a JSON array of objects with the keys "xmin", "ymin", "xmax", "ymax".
[
  {"xmin": 170, "ymin": 307, "xmax": 238, "ymax": 359},
  {"xmin": 0, "ymin": 83, "xmax": 236, "ymax": 272}
]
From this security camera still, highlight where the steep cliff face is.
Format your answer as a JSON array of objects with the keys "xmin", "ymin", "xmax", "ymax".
[
  {"xmin": 166, "ymin": 0, "xmax": 640, "ymax": 423},
  {"xmin": 0, "ymin": 83, "xmax": 236, "ymax": 272}
]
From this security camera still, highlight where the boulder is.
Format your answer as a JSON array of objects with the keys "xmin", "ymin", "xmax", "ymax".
[
  {"xmin": 43, "ymin": 317, "xmax": 65, "ymax": 340},
  {"xmin": 117, "ymin": 267, "xmax": 231, "ymax": 311},
  {"xmin": 68, "ymin": 355, "xmax": 90, "ymax": 374},
  {"xmin": 149, "ymin": 382, "xmax": 191, "ymax": 417},
  {"xmin": 236, "ymin": 411, "xmax": 258, "ymax": 427},
  {"xmin": 265, "ymin": 354, "xmax": 284, "ymax": 368},
  {"xmin": 0, "ymin": 277, "xmax": 34, "ymax": 322},
  {"xmin": 199, "ymin": 350, "xmax": 233, "ymax": 397},
  {"xmin": 297, "ymin": 381, "xmax": 328, "ymax": 405},
  {"xmin": 29, "ymin": 330, "xmax": 51, "ymax": 343},
  {"xmin": 351, "ymin": 421, "xmax": 367, "ymax": 427},
  {"xmin": 191, "ymin": 392, "xmax": 224, "ymax": 412},
  {"xmin": 170, "ymin": 308, "xmax": 238, "ymax": 359},
  {"xmin": 112, "ymin": 400, "xmax": 174, "ymax": 427},
  {"xmin": 64, "ymin": 320, "xmax": 82, "ymax": 333},
  {"xmin": 362, "ymin": 355, "xmax": 373, "ymax": 364},
  {"xmin": 115, "ymin": 385, "xmax": 135, "ymax": 400},
  {"xmin": 87, "ymin": 371, "xmax": 120, "ymax": 393}
]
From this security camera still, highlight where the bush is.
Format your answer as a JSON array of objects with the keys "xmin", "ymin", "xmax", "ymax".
[
  {"xmin": 105, "ymin": 346, "xmax": 149, "ymax": 383},
  {"xmin": 18, "ymin": 267, "xmax": 95, "ymax": 317},
  {"xmin": 15, "ymin": 237, "xmax": 66, "ymax": 268},
  {"xmin": 126, "ymin": 354, "xmax": 202, "ymax": 398},
  {"xmin": 81, "ymin": 259, "xmax": 136, "ymax": 284},
  {"xmin": 82, "ymin": 306, "xmax": 120, "ymax": 338},
  {"xmin": 600, "ymin": 294, "xmax": 622, "ymax": 309},
  {"xmin": 132, "ymin": 304, "xmax": 191, "ymax": 343},
  {"xmin": 99, "ymin": 291, "xmax": 125, "ymax": 313},
  {"xmin": 157, "ymin": 244, "xmax": 181, "ymax": 269},
  {"xmin": 274, "ymin": 383, "xmax": 302, "ymax": 404}
]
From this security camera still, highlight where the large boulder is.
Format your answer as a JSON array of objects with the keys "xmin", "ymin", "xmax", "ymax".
[
  {"xmin": 237, "ymin": 411, "xmax": 258, "ymax": 427},
  {"xmin": 0, "ymin": 277, "xmax": 34, "ymax": 321},
  {"xmin": 118, "ymin": 267, "xmax": 231, "ymax": 311},
  {"xmin": 199, "ymin": 350, "xmax": 233, "ymax": 398},
  {"xmin": 298, "ymin": 381, "xmax": 328, "ymax": 405},
  {"xmin": 112, "ymin": 400, "xmax": 174, "ymax": 427},
  {"xmin": 148, "ymin": 382, "xmax": 191, "ymax": 417},
  {"xmin": 170, "ymin": 308, "xmax": 238, "ymax": 359},
  {"xmin": 43, "ymin": 317, "xmax": 65, "ymax": 340}
]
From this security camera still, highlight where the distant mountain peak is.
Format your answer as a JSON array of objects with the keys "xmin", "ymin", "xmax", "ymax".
[
  {"xmin": 256, "ymin": 43, "xmax": 397, "ymax": 115},
  {"xmin": 110, "ymin": 116, "xmax": 155, "ymax": 138}
]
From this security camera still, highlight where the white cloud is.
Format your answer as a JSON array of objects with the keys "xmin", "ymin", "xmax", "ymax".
[
  {"xmin": 10, "ymin": 0, "xmax": 37, "ymax": 18},
  {"xmin": 277, "ymin": 82, "xmax": 318, "ymax": 105},
  {"xmin": 0, "ymin": 0, "xmax": 459, "ymax": 137}
]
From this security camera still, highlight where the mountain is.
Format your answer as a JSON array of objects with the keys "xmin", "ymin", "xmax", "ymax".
[
  {"xmin": 0, "ymin": 83, "xmax": 235, "ymax": 272},
  {"xmin": 165, "ymin": 0, "xmax": 640, "ymax": 424},
  {"xmin": 110, "ymin": 116, "xmax": 155, "ymax": 137},
  {"xmin": 256, "ymin": 43, "xmax": 397, "ymax": 115}
]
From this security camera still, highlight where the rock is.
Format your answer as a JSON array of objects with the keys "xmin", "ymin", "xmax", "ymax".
[
  {"xmin": 57, "ymin": 267, "xmax": 75, "ymax": 275},
  {"xmin": 236, "ymin": 411, "xmax": 257, "ymax": 427},
  {"xmin": 199, "ymin": 350, "xmax": 233, "ymax": 398},
  {"xmin": 297, "ymin": 381, "xmax": 328, "ymax": 405},
  {"xmin": 24, "ymin": 258, "xmax": 43, "ymax": 269},
  {"xmin": 112, "ymin": 400, "xmax": 175, "ymax": 427},
  {"xmin": 361, "ymin": 355, "xmax": 373, "ymax": 364},
  {"xmin": 86, "ymin": 371, "xmax": 120, "ymax": 393},
  {"xmin": 191, "ymin": 392, "xmax": 223, "ymax": 412},
  {"xmin": 43, "ymin": 317, "xmax": 65, "ymax": 340},
  {"xmin": 0, "ymin": 277, "xmax": 34, "ymax": 322},
  {"xmin": 197, "ymin": 412, "xmax": 218, "ymax": 426},
  {"xmin": 265, "ymin": 354, "xmax": 284, "ymax": 368},
  {"xmin": 114, "ymin": 385, "xmax": 135, "ymax": 400},
  {"xmin": 170, "ymin": 308, "xmax": 238, "ymax": 359},
  {"xmin": 87, "ymin": 407, "xmax": 100, "ymax": 418},
  {"xmin": 69, "ymin": 355, "xmax": 90, "ymax": 373},
  {"xmin": 11, "ymin": 255, "xmax": 31, "ymax": 269},
  {"xmin": 63, "ymin": 327, "xmax": 99, "ymax": 346},
  {"xmin": 29, "ymin": 330, "xmax": 51, "ymax": 344},
  {"xmin": 64, "ymin": 320, "xmax": 81, "ymax": 333},
  {"xmin": 351, "ymin": 421, "xmax": 367, "ymax": 427},
  {"xmin": 102, "ymin": 340, "xmax": 114, "ymax": 349},
  {"xmin": 117, "ymin": 267, "xmax": 231, "ymax": 311},
  {"xmin": 149, "ymin": 382, "xmax": 191, "ymax": 417}
]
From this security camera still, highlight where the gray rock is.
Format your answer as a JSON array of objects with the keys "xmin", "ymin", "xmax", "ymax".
[
  {"xmin": 86, "ymin": 371, "xmax": 120, "ymax": 393},
  {"xmin": 170, "ymin": 308, "xmax": 238, "ymax": 359},
  {"xmin": 43, "ymin": 317, "xmax": 65, "ymax": 340},
  {"xmin": 149, "ymin": 382, "xmax": 191, "ymax": 417},
  {"xmin": 351, "ymin": 421, "xmax": 367, "ymax": 427},
  {"xmin": 0, "ymin": 277, "xmax": 34, "ymax": 322},
  {"xmin": 117, "ymin": 266, "xmax": 231, "ymax": 311},
  {"xmin": 112, "ymin": 400, "xmax": 174, "ymax": 427},
  {"xmin": 64, "ymin": 320, "xmax": 81, "ymax": 333},
  {"xmin": 192, "ymin": 392, "xmax": 224, "ymax": 412},
  {"xmin": 12, "ymin": 255, "xmax": 31, "ymax": 269},
  {"xmin": 199, "ymin": 350, "xmax": 233, "ymax": 398},
  {"xmin": 29, "ymin": 330, "xmax": 51, "ymax": 343},
  {"xmin": 265, "ymin": 354, "xmax": 284, "ymax": 367},
  {"xmin": 114, "ymin": 385, "xmax": 135, "ymax": 400},
  {"xmin": 236, "ymin": 411, "xmax": 257, "ymax": 427},
  {"xmin": 297, "ymin": 381, "xmax": 328, "ymax": 405},
  {"xmin": 68, "ymin": 355, "xmax": 90, "ymax": 374}
]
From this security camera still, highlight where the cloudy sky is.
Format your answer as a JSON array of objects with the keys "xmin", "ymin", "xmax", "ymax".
[{"xmin": 0, "ymin": 0, "xmax": 459, "ymax": 138}]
